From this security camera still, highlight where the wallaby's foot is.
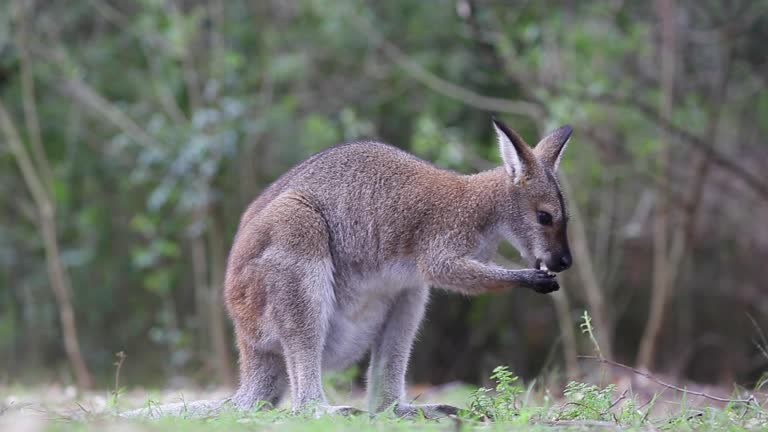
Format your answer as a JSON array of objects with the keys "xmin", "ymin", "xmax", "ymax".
[
  {"xmin": 229, "ymin": 350, "xmax": 287, "ymax": 411},
  {"xmin": 393, "ymin": 403, "xmax": 459, "ymax": 419},
  {"xmin": 231, "ymin": 395, "xmax": 275, "ymax": 412}
]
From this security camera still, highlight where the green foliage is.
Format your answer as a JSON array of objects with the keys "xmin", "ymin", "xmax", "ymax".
[
  {"xmin": 323, "ymin": 366, "xmax": 360, "ymax": 404},
  {"xmin": 460, "ymin": 361, "xmax": 768, "ymax": 430},
  {"xmin": 301, "ymin": 114, "xmax": 339, "ymax": 153},
  {"xmin": 558, "ymin": 381, "xmax": 617, "ymax": 421},
  {"xmin": 0, "ymin": 0, "xmax": 767, "ymax": 394},
  {"xmin": 465, "ymin": 366, "xmax": 526, "ymax": 422},
  {"xmin": 660, "ymin": 404, "xmax": 768, "ymax": 432},
  {"xmin": 31, "ymin": 387, "xmax": 768, "ymax": 432}
]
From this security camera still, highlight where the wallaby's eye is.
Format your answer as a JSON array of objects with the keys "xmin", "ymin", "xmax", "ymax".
[{"xmin": 537, "ymin": 211, "xmax": 553, "ymax": 226}]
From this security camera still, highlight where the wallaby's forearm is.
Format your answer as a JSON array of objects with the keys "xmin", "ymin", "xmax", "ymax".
[{"xmin": 420, "ymin": 256, "xmax": 532, "ymax": 294}]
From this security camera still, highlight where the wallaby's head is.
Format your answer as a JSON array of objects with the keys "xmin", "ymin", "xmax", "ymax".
[{"xmin": 492, "ymin": 118, "xmax": 573, "ymax": 273}]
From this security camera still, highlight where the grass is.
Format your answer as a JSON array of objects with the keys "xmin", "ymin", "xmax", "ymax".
[
  {"xmin": 3, "ymin": 314, "xmax": 767, "ymax": 431},
  {"xmin": 4, "ymin": 365, "xmax": 766, "ymax": 431}
]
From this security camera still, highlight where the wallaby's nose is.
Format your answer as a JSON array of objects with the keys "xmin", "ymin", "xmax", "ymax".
[{"xmin": 559, "ymin": 253, "xmax": 572, "ymax": 270}]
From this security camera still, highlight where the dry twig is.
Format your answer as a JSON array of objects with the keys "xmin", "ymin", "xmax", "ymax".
[
  {"xmin": 578, "ymin": 355, "xmax": 757, "ymax": 405},
  {"xmin": 348, "ymin": 13, "xmax": 544, "ymax": 121}
]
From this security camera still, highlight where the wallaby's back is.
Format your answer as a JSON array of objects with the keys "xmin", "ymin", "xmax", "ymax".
[{"xmin": 231, "ymin": 141, "xmax": 489, "ymax": 275}]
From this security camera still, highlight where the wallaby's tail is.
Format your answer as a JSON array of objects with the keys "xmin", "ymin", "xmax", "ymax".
[{"xmin": 119, "ymin": 398, "xmax": 232, "ymax": 419}]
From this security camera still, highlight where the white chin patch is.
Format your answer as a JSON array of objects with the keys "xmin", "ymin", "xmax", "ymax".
[{"xmin": 538, "ymin": 262, "xmax": 557, "ymax": 277}]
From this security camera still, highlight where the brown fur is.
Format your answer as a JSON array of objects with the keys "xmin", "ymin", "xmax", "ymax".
[{"xmin": 223, "ymin": 120, "xmax": 573, "ymax": 416}]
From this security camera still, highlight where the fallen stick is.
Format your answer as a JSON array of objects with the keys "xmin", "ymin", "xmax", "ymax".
[{"xmin": 578, "ymin": 355, "xmax": 757, "ymax": 405}]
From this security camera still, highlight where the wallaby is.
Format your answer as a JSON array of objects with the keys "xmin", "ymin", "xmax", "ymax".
[{"xmin": 224, "ymin": 118, "xmax": 573, "ymax": 418}]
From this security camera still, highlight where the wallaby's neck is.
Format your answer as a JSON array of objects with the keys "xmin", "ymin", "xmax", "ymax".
[
  {"xmin": 463, "ymin": 167, "xmax": 512, "ymax": 226},
  {"xmin": 465, "ymin": 166, "xmax": 508, "ymax": 193}
]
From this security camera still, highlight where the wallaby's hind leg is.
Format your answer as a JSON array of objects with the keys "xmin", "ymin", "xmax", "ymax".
[
  {"xmin": 270, "ymin": 257, "xmax": 361, "ymax": 415},
  {"xmin": 253, "ymin": 195, "xmax": 359, "ymax": 415},
  {"xmin": 367, "ymin": 287, "xmax": 457, "ymax": 419},
  {"xmin": 231, "ymin": 340, "xmax": 287, "ymax": 409}
]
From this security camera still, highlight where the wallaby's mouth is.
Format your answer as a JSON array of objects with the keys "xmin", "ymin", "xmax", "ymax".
[{"xmin": 535, "ymin": 259, "xmax": 558, "ymax": 277}]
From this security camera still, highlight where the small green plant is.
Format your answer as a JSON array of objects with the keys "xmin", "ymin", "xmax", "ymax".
[
  {"xmin": 324, "ymin": 365, "xmax": 360, "ymax": 402},
  {"xmin": 580, "ymin": 310, "xmax": 603, "ymax": 359},
  {"xmin": 465, "ymin": 366, "xmax": 525, "ymax": 421},
  {"xmin": 107, "ymin": 351, "xmax": 127, "ymax": 411},
  {"xmin": 328, "ymin": 366, "xmax": 359, "ymax": 389},
  {"xmin": 617, "ymin": 396, "xmax": 646, "ymax": 426},
  {"xmin": 558, "ymin": 381, "xmax": 617, "ymax": 421}
]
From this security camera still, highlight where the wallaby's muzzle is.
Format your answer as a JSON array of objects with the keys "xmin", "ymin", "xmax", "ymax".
[
  {"xmin": 536, "ymin": 250, "xmax": 572, "ymax": 273},
  {"xmin": 553, "ymin": 251, "xmax": 572, "ymax": 272}
]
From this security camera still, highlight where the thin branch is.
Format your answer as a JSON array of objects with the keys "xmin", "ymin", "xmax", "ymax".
[
  {"xmin": 14, "ymin": 0, "xmax": 54, "ymax": 192},
  {"xmin": 154, "ymin": 82, "xmax": 188, "ymax": 126},
  {"xmin": 0, "ymin": 102, "xmax": 50, "ymax": 212},
  {"xmin": 348, "ymin": 13, "xmax": 544, "ymax": 120},
  {"xmin": 7, "ymin": 193, "xmax": 39, "ymax": 225},
  {"xmin": 31, "ymin": 43, "xmax": 164, "ymax": 149},
  {"xmin": 86, "ymin": 0, "xmax": 171, "ymax": 51},
  {"xmin": 87, "ymin": 0, "xmax": 129, "ymax": 25},
  {"xmin": 58, "ymin": 76, "xmax": 164, "ymax": 149},
  {"xmin": 462, "ymin": 3, "xmax": 768, "ymax": 203},
  {"xmin": 637, "ymin": 0, "xmax": 677, "ymax": 371},
  {"xmin": 0, "ymin": 101, "xmax": 93, "ymax": 389},
  {"xmin": 578, "ymin": 355, "xmax": 757, "ymax": 405},
  {"xmin": 551, "ymin": 288, "xmax": 581, "ymax": 380},
  {"xmin": 604, "ymin": 389, "xmax": 629, "ymax": 414},
  {"xmin": 353, "ymin": 6, "xmax": 768, "ymax": 205},
  {"xmin": 563, "ymin": 175, "xmax": 613, "ymax": 359},
  {"xmin": 575, "ymin": 91, "xmax": 768, "ymax": 202}
]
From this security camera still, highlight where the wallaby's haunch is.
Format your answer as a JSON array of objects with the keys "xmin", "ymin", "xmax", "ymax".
[{"xmin": 225, "ymin": 118, "xmax": 573, "ymax": 418}]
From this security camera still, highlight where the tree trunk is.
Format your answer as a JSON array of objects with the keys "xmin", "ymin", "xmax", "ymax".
[
  {"xmin": 190, "ymin": 218, "xmax": 211, "ymax": 361},
  {"xmin": 637, "ymin": 0, "xmax": 677, "ymax": 370},
  {"xmin": 40, "ymin": 205, "xmax": 94, "ymax": 389},
  {"xmin": 551, "ymin": 289, "xmax": 580, "ymax": 380},
  {"xmin": 209, "ymin": 218, "xmax": 236, "ymax": 388},
  {"xmin": 561, "ymin": 175, "xmax": 613, "ymax": 360},
  {"xmin": 0, "ymin": 103, "xmax": 93, "ymax": 389}
]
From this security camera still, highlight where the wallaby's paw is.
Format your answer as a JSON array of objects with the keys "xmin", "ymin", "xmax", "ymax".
[
  {"xmin": 394, "ymin": 403, "xmax": 459, "ymax": 419},
  {"xmin": 521, "ymin": 269, "xmax": 559, "ymax": 294}
]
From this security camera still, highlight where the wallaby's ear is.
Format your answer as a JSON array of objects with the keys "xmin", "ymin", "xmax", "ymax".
[
  {"xmin": 493, "ymin": 118, "xmax": 535, "ymax": 184},
  {"xmin": 534, "ymin": 125, "xmax": 573, "ymax": 172}
]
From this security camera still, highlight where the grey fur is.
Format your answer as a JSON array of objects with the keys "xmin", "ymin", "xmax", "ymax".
[{"xmin": 218, "ymin": 119, "xmax": 575, "ymax": 418}]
